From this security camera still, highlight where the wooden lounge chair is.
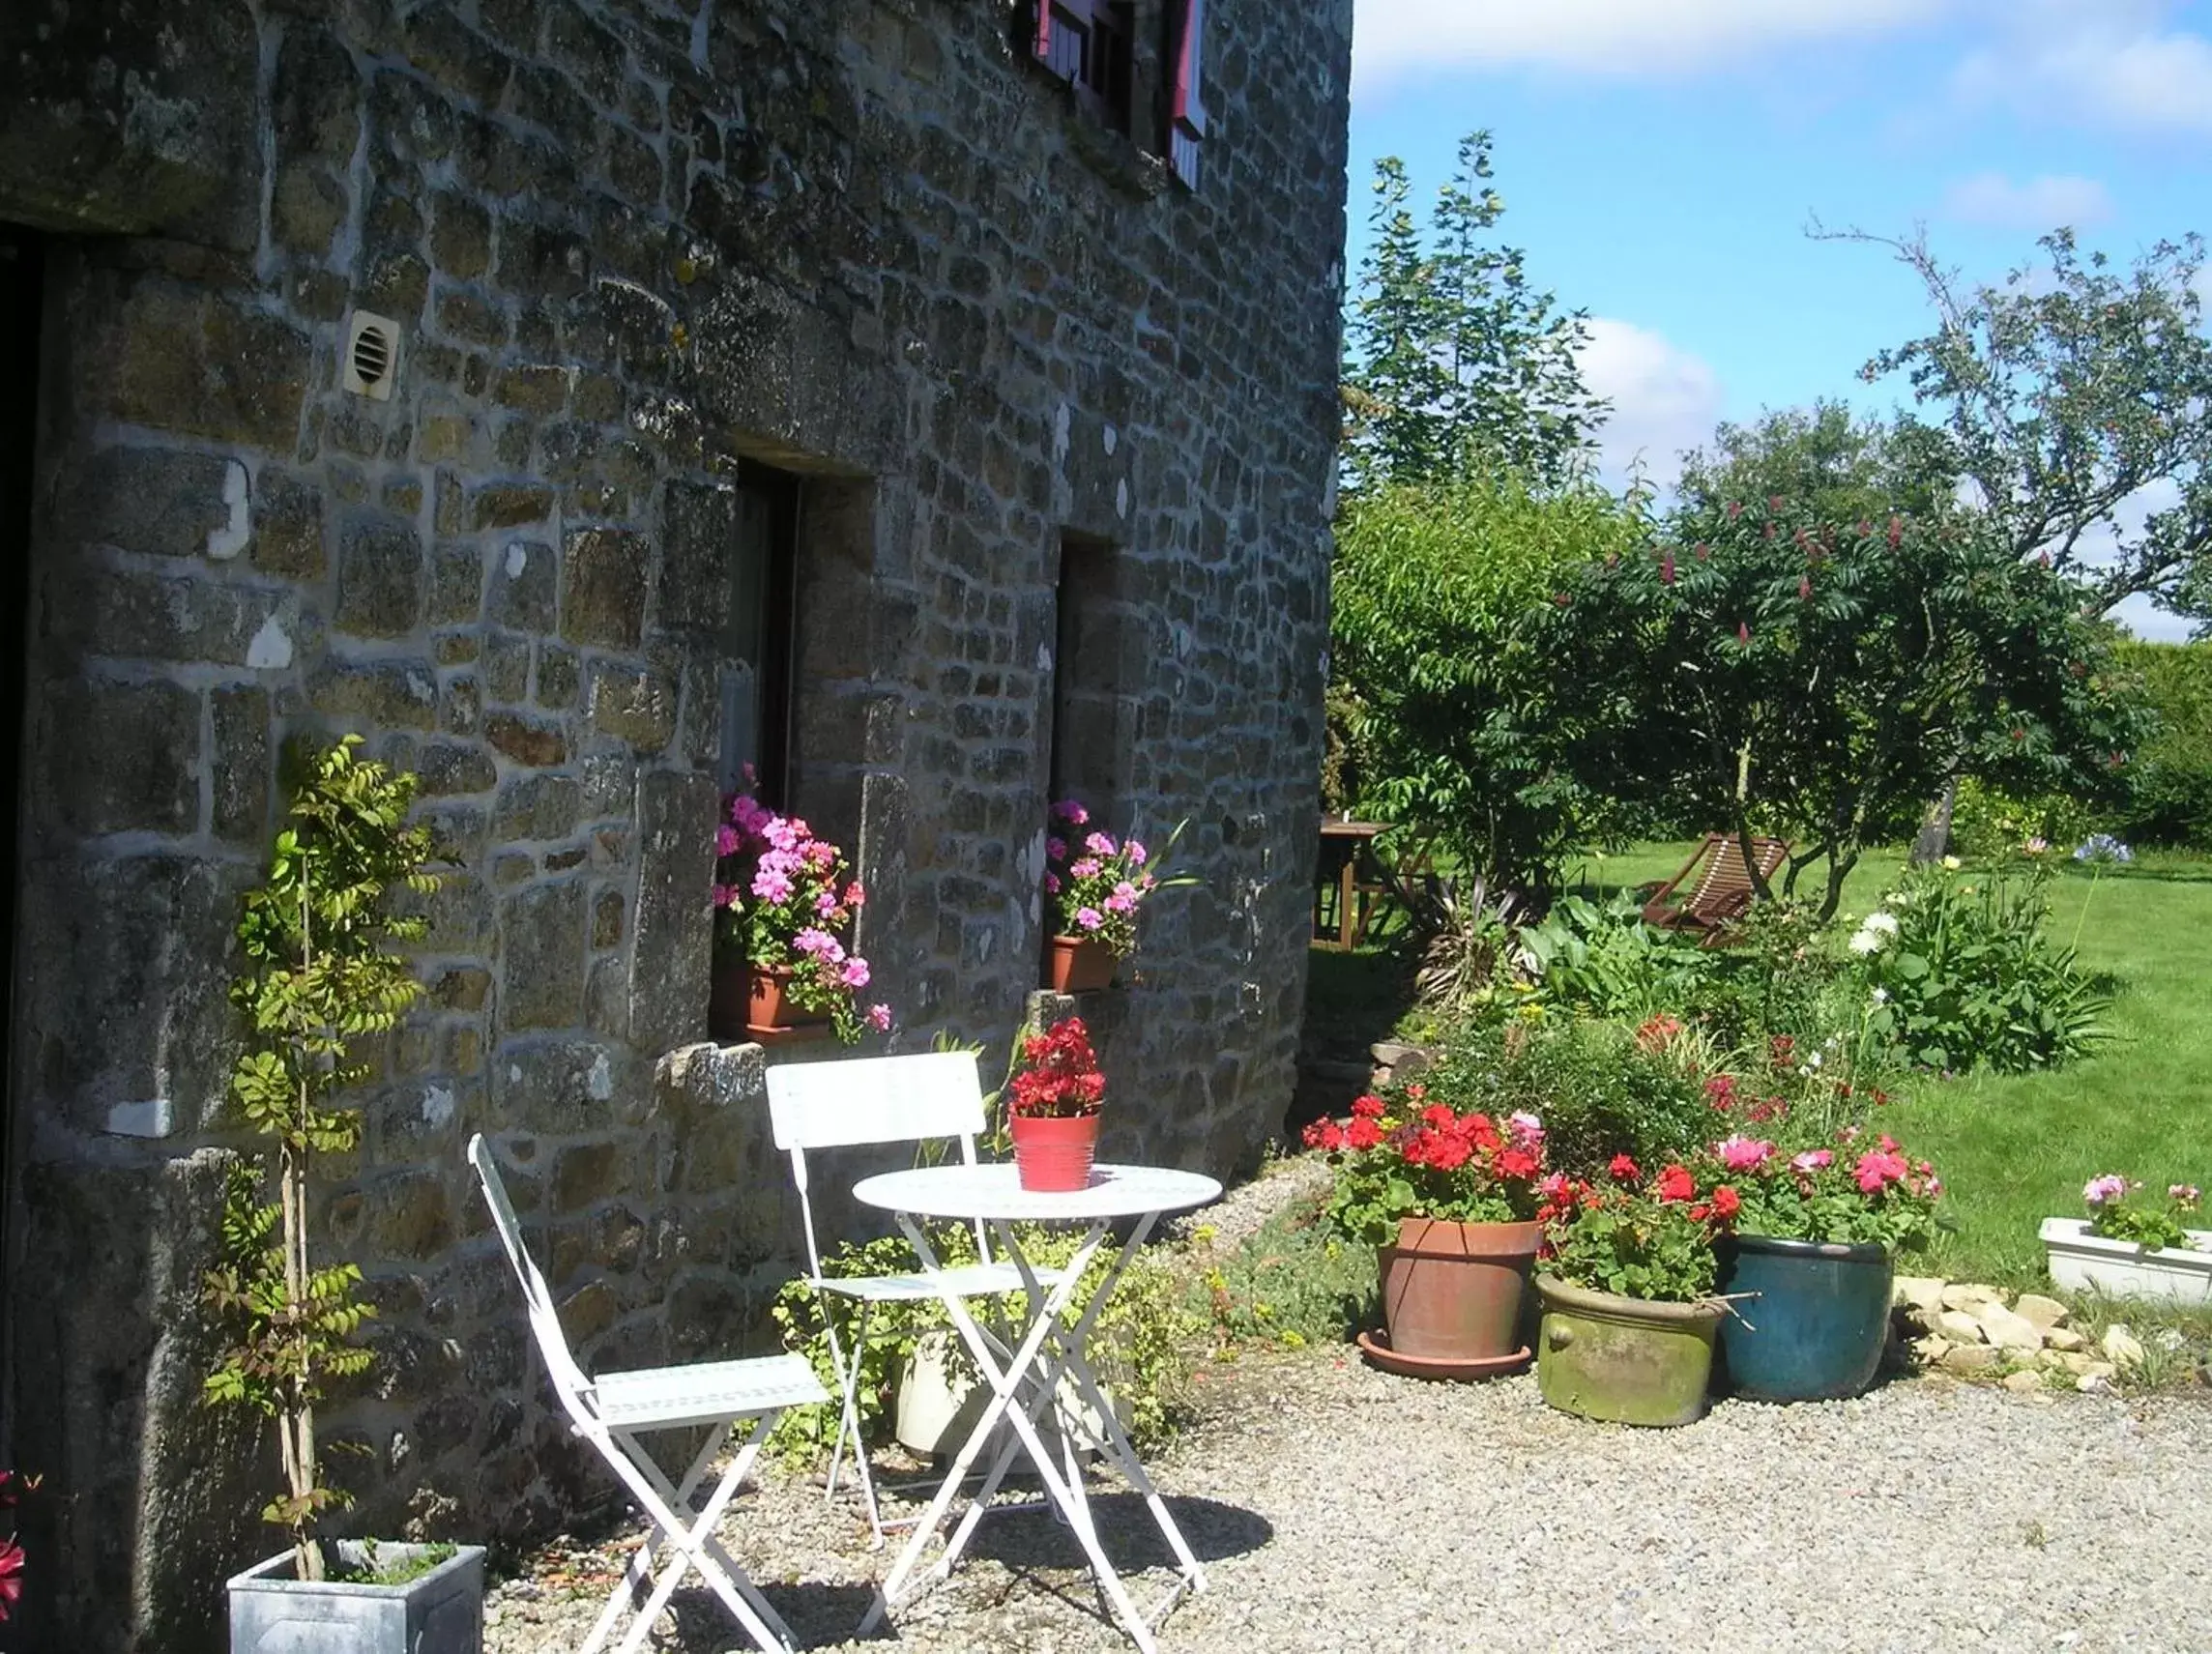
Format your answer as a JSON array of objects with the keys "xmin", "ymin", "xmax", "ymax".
[{"xmin": 1639, "ymin": 833, "xmax": 1790, "ymax": 933}]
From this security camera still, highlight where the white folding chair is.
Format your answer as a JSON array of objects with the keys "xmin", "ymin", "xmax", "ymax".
[
  {"xmin": 766, "ymin": 1049, "xmax": 1069, "ymax": 1547},
  {"xmin": 466, "ymin": 1134, "xmax": 829, "ymax": 1654}
]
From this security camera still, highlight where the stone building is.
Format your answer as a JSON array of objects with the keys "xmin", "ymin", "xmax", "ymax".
[{"xmin": 0, "ymin": 1, "xmax": 1352, "ymax": 1646}]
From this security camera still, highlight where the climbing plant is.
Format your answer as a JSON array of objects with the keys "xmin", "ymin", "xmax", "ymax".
[{"xmin": 200, "ymin": 737, "xmax": 441, "ymax": 1581}]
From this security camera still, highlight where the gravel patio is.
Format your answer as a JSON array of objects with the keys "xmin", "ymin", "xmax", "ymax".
[{"xmin": 485, "ymin": 1350, "xmax": 2212, "ymax": 1654}]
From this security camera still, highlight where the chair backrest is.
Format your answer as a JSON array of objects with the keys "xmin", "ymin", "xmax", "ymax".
[
  {"xmin": 466, "ymin": 1133, "xmax": 598, "ymax": 1430},
  {"xmin": 1684, "ymin": 834, "xmax": 1788, "ymax": 918},
  {"xmin": 765, "ymin": 1051, "xmax": 988, "ymax": 1280}
]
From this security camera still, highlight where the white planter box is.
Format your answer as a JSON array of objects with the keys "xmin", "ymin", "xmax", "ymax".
[
  {"xmin": 2040, "ymin": 1217, "xmax": 2212, "ymax": 1306},
  {"xmin": 893, "ymin": 1331, "xmax": 1122, "ymax": 1459}
]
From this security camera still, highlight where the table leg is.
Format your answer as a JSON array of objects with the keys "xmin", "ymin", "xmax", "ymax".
[
  {"xmin": 862, "ymin": 1216, "xmax": 1105, "ymax": 1633},
  {"xmin": 1336, "ymin": 852, "xmax": 1356, "ymax": 948}
]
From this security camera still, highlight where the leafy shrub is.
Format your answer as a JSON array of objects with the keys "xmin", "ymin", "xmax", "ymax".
[
  {"xmin": 1706, "ymin": 1131, "xmax": 1942, "ymax": 1252},
  {"xmin": 771, "ymin": 1226, "xmax": 1200, "ymax": 1456},
  {"xmin": 2112, "ymin": 640, "xmax": 2212, "ymax": 851},
  {"xmin": 1850, "ymin": 861, "xmax": 2107, "ymax": 1073},
  {"xmin": 1946, "ymin": 777, "xmax": 2092, "ymax": 863},
  {"xmin": 1415, "ymin": 1018, "xmax": 1714, "ymax": 1180},
  {"xmin": 1516, "ymin": 892, "xmax": 1719, "ymax": 1023}
]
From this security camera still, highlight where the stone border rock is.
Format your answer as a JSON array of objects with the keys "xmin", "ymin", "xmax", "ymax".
[{"xmin": 1892, "ymin": 1276, "xmax": 2141, "ymax": 1391}]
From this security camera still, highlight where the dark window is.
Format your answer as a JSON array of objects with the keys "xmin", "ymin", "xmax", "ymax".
[
  {"xmin": 1048, "ymin": 533, "xmax": 1131, "ymax": 809},
  {"xmin": 1030, "ymin": 0, "xmax": 1135, "ymax": 133},
  {"xmin": 1166, "ymin": 0, "xmax": 1207, "ymax": 189},
  {"xmin": 718, "ymin": 461, "xmax": 800, "ymax": 809}
]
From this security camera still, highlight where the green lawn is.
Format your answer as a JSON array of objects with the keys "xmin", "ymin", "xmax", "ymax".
[
  {"xmin": 1579, "ymin": 841, "xmax": 2212, "ymax": 1283},
  {"xmin": 1319, "ymin": 840, "xmax": 2212, "ymax": 1288}
]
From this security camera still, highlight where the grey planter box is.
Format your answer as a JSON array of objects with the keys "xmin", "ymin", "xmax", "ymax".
[{"xmin": 227, "ymin": 1542, "xmax": 485, "ymax": 1654}]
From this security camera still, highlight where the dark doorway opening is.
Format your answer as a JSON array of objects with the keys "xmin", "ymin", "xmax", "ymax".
[{"xmin": 0, "ymin": 227, "xmax": 44, "ymax": 1431}]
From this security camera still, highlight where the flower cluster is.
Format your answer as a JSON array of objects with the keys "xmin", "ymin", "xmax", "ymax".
[
  {"xmin": 2073, "ymin": 833, "xmax": 2134, "ymax": 865},
  {"xmin": 2083, "ymin": 1174, "xmax": 2204, "ymax": 1254},
  {"xmin": 713, "ymin": 790, "xmax": 889, "ymax": 1041},
  {"xmin": 0, "ymin": 1469, "xmax": 36, "ymax": 1624},
  {"xmin": 1539, "ymin": 1157, "xmax": 1738, "ymax": 1303},
  {"xmin": 1007, "ymin": 1016, "xmax": 1106, "ymax": 1119},
  {"xmin": 1043, "ymin": 799, "xmax": 1163, "ymax": 958},
  {"xmin": 1709, "ymin": 1128, "xmax": 1941, "ymax": 1252},
  {"xmin": 1306, "ymin": 1086, "xmax": 1548, "ymax": 1245}
]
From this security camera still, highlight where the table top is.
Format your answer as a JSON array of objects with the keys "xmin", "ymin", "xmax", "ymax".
[
  {"xmin": 852, "ymin": 1162, "xmax": 1224, "ymax": 1223},
  {"xmin": 1318, "ymin": 819, "xmax": 1388, "ymax": 839}
]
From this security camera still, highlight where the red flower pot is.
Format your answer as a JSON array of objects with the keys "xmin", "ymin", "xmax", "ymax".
[
  {"xmin": 1046, "ymin": 935, "xmax": 1115, "ymax": 993},
  {"xmin": 1010, "ymin": 1113, "xmax": 1100, "ymax": 1192},
  {"xmin": 710, "ymin": 962, "xmax": 829, "ymax": 1043},
  {"xmin": 1377, "ymin": 1217, "xmax": 1544, "ymax": 1361}
]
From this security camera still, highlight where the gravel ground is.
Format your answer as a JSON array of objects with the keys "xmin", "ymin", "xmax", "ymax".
[{"xmin": 485, "ymin": 1356, "xmax": 2212, "ymax": 1654}]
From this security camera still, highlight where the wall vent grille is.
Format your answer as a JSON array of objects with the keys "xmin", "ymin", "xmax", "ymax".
[{"xmin": 341, "ymin": 310, "xmax": 400, "ymax": 400}]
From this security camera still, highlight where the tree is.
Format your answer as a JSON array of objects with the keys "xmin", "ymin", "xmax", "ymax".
[
  {"xmin": 1342, "ymin": 132, "xmax": 1608, "ymax": 490},
  {"xmin": 201, "ymin": 738, "xmax": 441, "ymax": 1581},
  {"xmin": 1829, "ymin": 223, "xmax": 2212, "ymax": 623},
  {"xmin": 1676, "ymin": 401, "xmax": 1952, "ymax": 530},
  {"xmin": 1563, "ymin": 500, "xmax": 2147, "ymax": 918},
  {"xmin": 1330, "ymin": 472, "xmax": 1650, "ymax": 900}
]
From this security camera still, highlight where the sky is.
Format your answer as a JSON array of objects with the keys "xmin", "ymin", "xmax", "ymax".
[{"xmin": 1345, "ymin": 0, "xmax": 2212, "ymax": 639}]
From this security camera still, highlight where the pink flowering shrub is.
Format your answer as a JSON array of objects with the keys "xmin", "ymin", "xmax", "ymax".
[
  {"xmin": 1042, "ymin": 799, "xmax": 1183, "ymax": 958},
  {"xmin": 713, "ymin": 790, "xmax": 888, "ymax": 1042},
  {"xmin": 2083, "ymin": 1175, "xmax": 2203, "ymax": 1253}
]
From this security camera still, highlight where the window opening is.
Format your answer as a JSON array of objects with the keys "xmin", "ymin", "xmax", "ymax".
[{"xmin": 718, "ymin": 461, "xmax": 800, "ymax": 809}]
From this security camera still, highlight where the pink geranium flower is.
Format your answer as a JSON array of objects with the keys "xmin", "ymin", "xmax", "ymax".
[
  {"xmin": 1790, "ymin": 1149, "xmax": 1833, "ymax": 1174},
  {"xmin": 2083, "ymin": 1174, "xmax": 2129, "ymax": 1206},
  {"xmin": 1052, "ymin": 799, "xmax": 1089, "ymax": 825},
  {"xmin": 1856, "ymin": 1150, "xmax": 1908, "ymax": 1194},
  {"xmin": 1046, "ymin": 837, "xmax": 1068, "ymax": 860},
  {"xmin": 1075, "ymin": 907, "xmax": 1103, "ymax": 931},
  {"xmin": 1716, "ymin": 1136, "xmax": 1775, "ymax": 1173},
  {"xmin": 866, "ymin": 1003, "xmax": 892, "ymax": 1032},
  {"xmin": 1084, "ymin": 831, "xmax": 1116, "ymax": 856},
  {"xmin": 751, "ymin": 865, "xmax": 794, "ymax": 903},
  {"xmin": 839, "ymin": 957, "xmax": 871, "ymax": 989},
  {"xmin": 844, "ymin": 881, "xmax": 866, "ymax": 908},
  {"xmin": 1070, "ymin": 857, "xmax": 1102, "ymax": 879},
  {"xmin": 715, "ymin": 825, "xmax": 742, "ymax": 857},
  {"xmin": 1126, "ymin": 840, "xmax": 1148, "ymax": 865}
]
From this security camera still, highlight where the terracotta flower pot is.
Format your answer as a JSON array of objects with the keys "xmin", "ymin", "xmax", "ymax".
[
  {"xmin": 709, "ymin": 961, "xmax": 828, "ymax": 1043},
  {"xmin": 1046, "ymin": 935, "xmax": 1116, "ymax": 993},
  {"xmin": 1377, "ymin": 1218, "xmax": 1543, "ymax": 1361},
  {"xmin": 1534, "ymin": 1274, "xmax": 1725, "ymax": 1428},
  {"xmin": 1010, "ymin": 1112, "xmax": 1100, "ymax": 1191}
]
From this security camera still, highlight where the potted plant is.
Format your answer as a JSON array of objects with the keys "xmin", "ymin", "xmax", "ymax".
[
  {"xmin": 1005, "ymin": 1017, "xmax": 1106, "ymax": 1191},
  {"xmin": 2041, "ymin": 1176, "xmax": 2210, "ymax": 1304},
  {"xmin": 1534, "ymin": 1158, "xmax": 1736, "ymax": 1426},
  {"xmin": 710, "ymin": 788, "xmax": 890, "ymax": 1043},
  {"xmin": 203, "ymin": 738, "xmax": 485, "ymax": 1651},
  {"xmin": 1039, "ymin": 800, "xmax": 1184, "ymax": 991},
  {"xmin": 1306, "ymin": 1088, "xmax": 1548, "ymax": 1376},
  {"xmin": 1709, "ymin": 1129, "xmax": 1942, "ymax": 1401}
]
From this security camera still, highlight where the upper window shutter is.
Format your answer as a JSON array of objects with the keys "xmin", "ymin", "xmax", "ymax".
[{"xmin": 1168, "ymin": 0, "xmax": 1207, "ymax": 189}]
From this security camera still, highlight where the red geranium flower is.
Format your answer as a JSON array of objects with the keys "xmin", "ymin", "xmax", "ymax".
[
  {"xmin": 1608, "ymin": 1153, "xmax": 1642, "ymax": 1183},
  {"xmin": 1653, "ymin": 1164, "xmax": 1697, "ymax": 1204},
  {"xmin": 0, "ymin": 1539, "xmax": 22, "ymax": 1621},
  {"xmin": 1351, "ymin": 1093, "xmax": 1385, "ymax": 1119},
  {"xmin": 1345, "ymin": 1117, "xmax": 1383, "ymax": 1151},
  {"xmin": 1495, "ymin": 1146, "xmax": 1539, "ymax": 1180},
  {"xmin": 1710, "ymin": 1184, "xmax": 1741, "ymax": 1222}
]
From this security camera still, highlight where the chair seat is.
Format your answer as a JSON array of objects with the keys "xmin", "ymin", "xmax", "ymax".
[
  {"xmin": 592, "ymin": 1353, "xmax": 829, "ymax": 1431},
  {"xmin": 817, "ymin": 1260, "xmax": 1073, "ymax": 1303}
]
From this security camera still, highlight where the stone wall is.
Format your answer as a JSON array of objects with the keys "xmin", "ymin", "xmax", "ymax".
[{"xmin": 0, "ymin": 2, "xmax": 1352, "ymax": 1647}]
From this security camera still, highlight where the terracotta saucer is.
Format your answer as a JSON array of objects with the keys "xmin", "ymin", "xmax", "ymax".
[{"xmin": 1354, "ymin": 1329, "xmax": 1531, "ymax": 1381}]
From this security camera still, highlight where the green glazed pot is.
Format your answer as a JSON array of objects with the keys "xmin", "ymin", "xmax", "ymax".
[{"xmin": 1534, "ymin": 1274, "xmax": 1726, "ymax": 1428}]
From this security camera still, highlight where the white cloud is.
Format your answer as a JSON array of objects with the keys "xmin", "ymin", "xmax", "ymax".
[
  {"xmin": 1575, "ymin": 319, "xmax": 1726, "ymax": 492},
  {"xmin": 1952, "ymin": 1, "xmax": 2212, "ymax": 134},
  {"xmin": 1940, "ymin": 171, "xmax": 2112, "ymax": 229},
  {"xmin": 1352, "ymin": 0, "xmax": 1948, "ymax": 83}
]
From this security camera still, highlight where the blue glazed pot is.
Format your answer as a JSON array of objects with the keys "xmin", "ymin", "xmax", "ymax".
[{"xmin": 1717, "ymin": 1233, "xmax": 1893, "ymax": 1402}]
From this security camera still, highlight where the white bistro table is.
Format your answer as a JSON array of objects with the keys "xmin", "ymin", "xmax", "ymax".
[{"xmin": 851, "ymin": 1161, "xmax": 1222, "ymax": 1653}]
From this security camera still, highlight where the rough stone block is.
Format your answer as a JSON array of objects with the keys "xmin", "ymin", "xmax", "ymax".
[
  {"xmin": 426, "ymin": 539, "xmax": 486, "ymax": 624},
  {"xmin": 485, "ymin": 539, "xmax": 556, "ymax": 630},
  {"xmin": 585, "ymin": 661, "xmax": 676, "ymax": 753},
  {"xmin": 211, "ymin": 685, "xmax": 271, "ymax": 843},
  {"xmin": 500, "ymin": 879, "xmax": 587, "ymax": 1031},
  {"xmin": 484, "ymin": 710, "xmax": 568, "ymax": 767},
  {"xmin": 561, "ymin": 527, "xmax": 649, "ymax": 649},
  {"xmin": 658, "ymin": 478, "xmax": 738, "ymax": 632},
  {"xmin": 335, "ymin": 514, "xmax": 425, "ymax": 637},
  {"xmin": 56, "ymin": 567, "xmax": 287, "ymax": 667},
  {"xmin": 309, "ymin": 660, "xmax": 440, "ymax": 731},
  {"xmin": 414, "ymin": 740, "xmax": 497, "ymax": 798},
  {"xmin": 493, "ymin": 773, "xmax": 582, "ymax": 842},
  {"xmin": 63, "ymin": 446, "xmax": 243, "ymax": 558},
  {"xmin": 40, "ymin": 678, "xmax": 200, "ymax": 836},
  {"xmin": 85, "ymin": 276, "xmax": 311, "ymax": 449},
  {"xmin": 626, "ymin": 769, "xmax": 716, "ymax": 1056},
  {"xmin": 488, "ymin": 1036, "xmax": 626, "ymax": 1134},
  {"xmin": 471, "ymin": 482, "xmax": 555, "ymax": 530},
  {"xmin": 251, "ymin": 469, "xmax": 328, "ymax": 578}
]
